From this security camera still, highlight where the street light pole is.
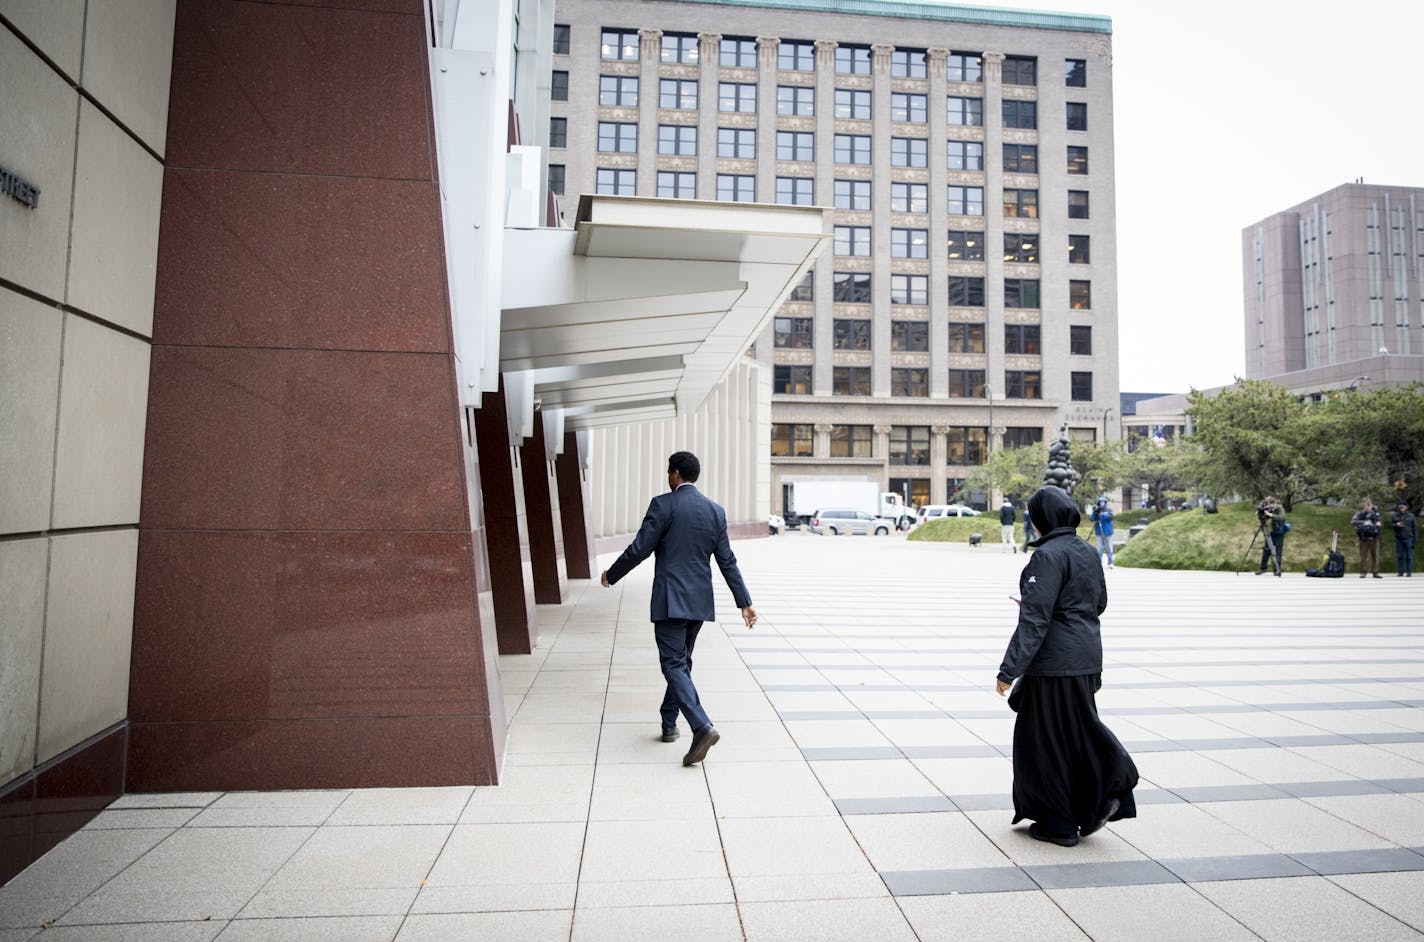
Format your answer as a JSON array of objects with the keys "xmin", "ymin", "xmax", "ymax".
[
  {"xmin": 984, "ymin": 383, "xmax": 994, "ymax": 456},
  {"xmin": 1102, "ymin": 406, "xmax": 1114, "ymax": 443}
]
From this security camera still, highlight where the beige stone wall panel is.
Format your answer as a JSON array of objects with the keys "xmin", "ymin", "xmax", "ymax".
[
  {"xmin": 0, "ymin": 537, "xmax": 48, "ymax": 783},
  {"xmin": 0, "ymin": 0, "xmax": 86, "ymax": 79},
  {"xmin": 0, "ymin": 293, "xmax": 63, "ymax": 534},
  {"xmin": 81, "ymin": 0, "xmax": 177, "ymax": 154}
]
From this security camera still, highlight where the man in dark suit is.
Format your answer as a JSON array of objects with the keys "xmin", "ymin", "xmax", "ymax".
[{"xmin": 602, "ymin": 451, "xmax": 757, "ymax": 766}]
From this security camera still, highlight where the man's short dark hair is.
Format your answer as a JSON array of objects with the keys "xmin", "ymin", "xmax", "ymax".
[{"xmin": 668, "ymin": 451, "xmax": 700, "ymax": 482}]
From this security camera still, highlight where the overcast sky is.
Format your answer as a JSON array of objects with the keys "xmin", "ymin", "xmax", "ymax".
[{"xmin": 945, "ymin": 0, "xmax": 1424, "ymax": 392}]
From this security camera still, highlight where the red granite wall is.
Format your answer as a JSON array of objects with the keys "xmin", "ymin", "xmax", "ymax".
[{"xmin": 128, "ymin": 0, "xmax": 499, "ymax": 790}]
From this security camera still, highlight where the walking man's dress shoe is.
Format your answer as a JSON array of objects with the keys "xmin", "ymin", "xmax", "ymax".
[
  {"xmin": 1029, "ymin": 823, "xmax": 1078, "ymax": 847},
  {"xmin": 1080, "ymin": 797, "xmax": 1120, "ymax": 838},
  {"xmin": 682, "ymin": 726, "xmax": 720, "ymax": 766},
  {"xmin": 661, "ymin": 727, "xmax": 680, "ymax": 743}
]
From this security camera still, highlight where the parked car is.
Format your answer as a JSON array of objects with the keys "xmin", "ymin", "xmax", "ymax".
[
  {"xmin": 808, "ymin": 508, "xmax": 891, "ymax": 536},
  {"xmin": 768, "ymin": 513, "xmax": 785, "ymax": 535},
  {"xmin": 916, "ymin": 504, "xmax": 981, "ymax": 523}
]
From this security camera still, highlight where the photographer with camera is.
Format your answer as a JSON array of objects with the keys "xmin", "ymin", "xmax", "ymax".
[
  {"xmin": 1352, "ymin": 498, "xmax": 1383, "ymax": 579},
  {"xmin": 1254, "ymin": 496, "xmax": 1287, "ymax": 576}
]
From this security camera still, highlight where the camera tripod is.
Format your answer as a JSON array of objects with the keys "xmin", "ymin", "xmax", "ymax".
[{"xmin": 1241, "ymin": 517, "xmax": 1282, "ymax": 577}]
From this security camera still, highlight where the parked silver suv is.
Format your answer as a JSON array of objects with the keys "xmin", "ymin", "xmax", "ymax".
[{"xmin": 808, "ymin": 508, "xmax": 891, "ymax": 536}]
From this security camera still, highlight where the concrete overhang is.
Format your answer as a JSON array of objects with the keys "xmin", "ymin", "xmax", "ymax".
[{"xmin": 500, "ymin": 195, "xmax": 830, "ymax": 432}]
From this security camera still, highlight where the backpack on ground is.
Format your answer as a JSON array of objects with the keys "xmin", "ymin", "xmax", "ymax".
[{"xmin": 1306, "ymin": 530, "xmax": 1346, "ymax": 578}]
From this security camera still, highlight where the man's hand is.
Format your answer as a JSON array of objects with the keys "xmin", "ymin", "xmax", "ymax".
[
  {"xmin": 995, "ymin": 678, "xmax": 1012, "ymax": 697},
  {"xmin": 741, "ymin": 606, "xmax": 757, "ymax": 629},
  {"xmin": 600, "ymin": 571, "xmax": 610, "ymax": 587}
]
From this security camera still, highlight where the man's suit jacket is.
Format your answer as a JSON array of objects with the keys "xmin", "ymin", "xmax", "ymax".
[{"xmin": 605, "ymin": 484, "xmax": 752, "ymax": 623}]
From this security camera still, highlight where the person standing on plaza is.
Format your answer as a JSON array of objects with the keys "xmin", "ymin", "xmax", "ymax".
[
  {"xmin": 1391, "ymin": 501, "xmax": 1416, "ymax": 577},
  {"xmin": 602, "ymin": 451, "xmax": 757, "ymax": 766},
  {"xmin": 1352, "ymin": 498, "xmax": 1383, "ymax": 579},
  {"xmin": 999, "ymin": 498, "xmax": 1017, "ymax": 553},
  {"xmin": 1090, "ymin": 497, "xmax": 1115, "ymax": 569},
  {"xmin": 1255, "ymin": 496, "xmax": 1287, "ymax": 576},
  {"xmin": 995, "ymin": 486, "xmax": 1138, "ymax": 847}
]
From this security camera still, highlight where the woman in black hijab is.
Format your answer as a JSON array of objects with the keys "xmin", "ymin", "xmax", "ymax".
[{"xmin": 995, "ymin": 486, "xmax": 1138, "ymax": 846}]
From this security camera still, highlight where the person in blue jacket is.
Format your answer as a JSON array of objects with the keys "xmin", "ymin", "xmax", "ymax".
[
  {"xmin": 603, "ymin": 451, "xmax": 757, "ymax": 766},
  {"xmin": 1090, "ymin": 497, "xmax": 1115, "ymax": 568}
]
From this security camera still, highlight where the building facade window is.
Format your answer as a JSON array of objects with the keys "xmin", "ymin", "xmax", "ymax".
[
  {"xmin": 721, "ymin": 37, "xmax": 756, "ymax": 67},
  {"xmin": 547, "ymin": 164, "xmax": 565, "ymax": 195},
  {"xmin": 771, "ymin": 423, "xmax": 814, "ymax": 457},
  {"xmin": 659, "ymin": 78, "xmax": 697, "ymax": 109},
  {"xmin": 1067, "ymin": 145, "xmax": 1089, "ymax": 174},
  {"xmin": 1005, "ymin": 323, "xmax": 1041, "ymax": 354},
  {"xmin": 891, "ymin": 137, "xmax": 928, "ymax": 167},
  {"xmin": 833, "ymin": 366, "xmax": 872, "ymax": 396},
  {"xmin": 948, "ymin": 185, "xmax": 985, "ymax": 216},
  {"xmin": 892, "ymin": 182, "xmax": 928, "ymax": 213},
  {"xmin": 1004, "ymin": 278, "xmax": 1041, "ymax": 309},
  {"xmin": 830, "ymin": 424, "xmax": 872, "ymax": 457},
  {"xmin": 890, "ymin": 426, "xmax": 931, "ymax": 464},
  {"xmin": 836, "ymin": 45, "xmax": 871, "ymax": 74},
  {"xmin": 891, "ymin": 274, "xmax": 928, "ymax": 305},
  {"xmin": 833, "ymin": 318, "xmax": 872, "ymax": 350},
  {"xmin": 596, "ymin": 168, "xmax": 635, "ymax": 194},
  {"xmin": 1003, "ymin": 233, "xmax": 1038, "ymax": 262},
  {"xmin": 1070, "ymin": 279, "xmax": 1092, "ymax": 310},
  {"xmin": 776, "ymin": 130, "xmax": 814, "ymax": 161},
  {"xmin": 947, "ymin": 140, "xmax": 984, "ymax": 171},
  {"xmin": 834, "ymin": 133, "xmax": 871, "ymax": 164},
  {"xmin": 597, "ymin": 121, "xmax": 637, "ymax": 152},
  {"xmin": 891, "ymin": 92, "xmax": 928, "ymax": 123},
  {"xmin": 1069, "ymin": 234, "xmax": 1091, "ymax": 263},
  {"xmin": 833, "ymin": 271, "xmax": 872, "ymax": 303},
  {"xmin": 553, "ymin": 24, "xmax": 570, "ymax": 55},
  {"xmin": 658, "ymin": 124, "xmax": 697, "ymax": 155},
  {"xmin": 1066, "ymin": 102, "xmax": 1087, "ymax": 131},
  {"xmin": 834, "ymin": 88, "xmax": 871, "ymax": 119},
  {"xmin": 1065, "ymin": 58, "xmax": 1087, "ymax": 87},
  {"xmin": 552, "ymin": 71, "xmax": 569, "ymax": 101},
  {"xmin": 661, "ymin": 33, "xmax": 699, "ymax": 63},
  {"xmin": 945, "ymin": 426, "xmax": 987, "ymax": 464},
  {"xmin": 778, "ymin": 40, "xmax": 815, "ymax": 71},
  {"xmin": 947, "ymin": 368, "xmax": 986, "ymax": 397},
  {"xmin": 891, "ymin": 320, "xmax": 930, "ymax": 351},
  {"xmin": 948, "ymin": 322, "xmax": 985, "ymax": 353},
  {"xmin": 1004, "ymin": 426, "xmax": 1044, "ymax": 448},
  {"xmin": 947, "ymin": 96, "xmax": 984, "ymax": 126},
  {"xmin": 891, "ymin": 368, "xmax": 929, "ymax": 398},
  {"xmin": 774, "ymin": 316, "xmax": 814, "ymax": 348},
  {"xmin": 892, "ymin": 49, "xmax": 928, "ymax": 78},
  {"xmin": 891, "ymin": 228, "xmax": 929, "ymax": 258},
  {"xmin": 948, "ymin": 229, "xmax": 986, "ymax": 261},
  {"xmin": 774, "ymin": 364, "xmax": 812, "ymax": 394},
  {"xmin": 947, "ymin": 52, "xmax": 983, "ymax": 82},
  {"xmin": 1071, "ymin": 371, "xmax": 1093, "ymax": 401},
  {"xmin": 1068, "ymin": 189, "xmax": 1090, "ymax": 219},
  {"xmin": 949, "ymin": 275, "xmax": 985, "ymax": 307},
  {"xmin": 1005, "ymin": 370, "xmax": 1043, "ymax": 399},
  {"xmin": 600, "ymin": 28, "xmax": 639, "ymax": 60},
  {"xmin": 1070, "ymin": 324, "xmax": 1092, "ymax": 355},
  {"xmin": 718, "ymin": 81, "xmax": 757, "ymax": 112},
  {"xmin": 549, "ymin": 117, "xmax": 567, "ymax": 148},
  {"xmin": 1002, "ymin": 55, "xmax": 1037, "ymax": 85},
  {"xmin": 599, "ymin": 75, "xmax": 637, "ymax": 105},
  {"xmin": 835, "ymin": 179, "xmax": 871, "ymax": 210},
  {"xmin": 777, "ymin": 85, "xmax": 815, "ymax": 115},
  {"xmin": 1002, "ymin": 143, "xmax": 1037, "ymax": 173},
  {"xmin": 1002, "ymin": 100, "xmax": 1037, "ymax": 129},
  {"xmin": 717, "ymin": 127, "xmax": 755, "ymax": 157},
  {"xmin": 656, "ymin": 171, "xmax": 695, "ymax": 198},
  {"xmin": 789, "ymin": 271, "xmax": 814, "ymax": 301},
  {"xmin": 1003, "ymin": 188, "xmax": 1038, "ymax": 218},
  {"xmin": 776, "ymin": 176, "xmax": 814, "ymax": 205},
  {"xmin": 716, "ymin": 173, "xmax": 755, "ymax": 202},
  {"xmin": 834, "ymin": 225, "xmax": 872, "ymax": 257}
]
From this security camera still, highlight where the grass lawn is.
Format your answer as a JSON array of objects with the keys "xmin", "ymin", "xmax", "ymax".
[{"xmin": 908, "ymin": 501, "xmax": 1400, "ymax": 574}]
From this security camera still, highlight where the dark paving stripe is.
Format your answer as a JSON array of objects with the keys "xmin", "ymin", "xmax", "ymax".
[
  {"xmin": 1288, "ymin": 847, "xmax": 1424, "ymax": 875},
  {"xmin": 1158, "ymin": 854, "xmax": 1313, "ymax": 883},
  {"xmin": 799, "ymin": 747, "xmax": 904, "ymax": 761},
  {"xmin": 834, "ymin": 796, "xmax": 958, "ymax": 815},
  {"xmin": 1167, "ymin": 784, "xmax": 1291, "ymax": 803},
  {"xmin": 881, "ymin": 866, "xmax": 1038, "ymax": 895},
  {"xmin": 805, "ymin": 733, "xmax": 1424, "ymax": 761},
  {"xmin": 759, "ymin": 677, "xmax": 1424, "ymax": 693},
  {"xmin": 1024, "ymin": 859, "xmax": 1181, "ymax": 890},
  {"xmin": 1275, "ymin": 779, "xmax": 1390, "ymax": 798}
]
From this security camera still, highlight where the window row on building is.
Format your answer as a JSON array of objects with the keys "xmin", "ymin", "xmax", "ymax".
[
  {"xmin": 774, "ymin": 318, "xmax": 1094, "ymax": 354},
  {"xmin": 770, "ymin": 271, "xmax": 1093, "ymax": 309},
  {"xmin": 772, "ymin": 422, "xmax": 1047, "ymax": 461},
  {"xmin": 832, "ymin": 227, "xmax": 1091, "ymax": 262},
  {"xmin": 771, "ymin": 365, "xmax": 1096, "ymax": 400},
  {"xmin": 560, "ymin": 25, "xmax": 1088, "ymax": 89}
]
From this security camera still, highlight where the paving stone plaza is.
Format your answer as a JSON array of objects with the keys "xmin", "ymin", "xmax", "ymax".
[{"xmin": 2, "ymin": 533, "xmax": 1422, "ymax": 940}]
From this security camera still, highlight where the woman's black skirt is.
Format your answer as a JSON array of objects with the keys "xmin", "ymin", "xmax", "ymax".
[{"xmin": 1008, "ymin": 673, "xmax": 1138, "ymax": 833}]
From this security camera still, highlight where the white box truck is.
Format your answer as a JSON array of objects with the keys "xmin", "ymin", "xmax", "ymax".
[{"xmin": 783, "ymin": 479, "xmax": 916, "ymax": 530}]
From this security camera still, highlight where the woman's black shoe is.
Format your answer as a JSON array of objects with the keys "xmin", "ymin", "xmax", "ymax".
[{"xmin": 1029, "ymin": 823, "xmax": 1079, "ymax": 847}]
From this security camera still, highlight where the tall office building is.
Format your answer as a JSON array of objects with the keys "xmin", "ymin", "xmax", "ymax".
[
  {"xmin": 1244, "ymin": 182, "xmax": 1424, "ymax": 396},
  {"xmin": 552, "ymin": 0, "xmax": 1119, "ymax": 509}
]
